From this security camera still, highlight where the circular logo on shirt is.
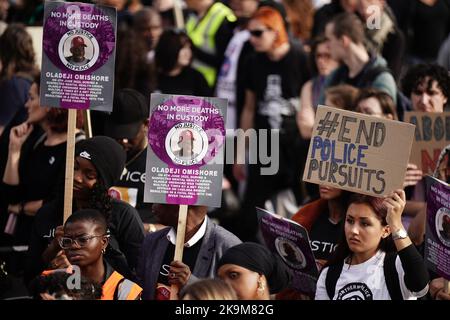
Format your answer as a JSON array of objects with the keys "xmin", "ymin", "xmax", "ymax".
[
  {"xmin": 435, "ymin": 207, "xmax": 450, "ymax": 247},
  {"xmin": 274, "ymin": 237, "xmax": 307, "ymax": 270},
  {"xmin": 336, "ymin": 282, "xmax": 373, "ymax": 300}
]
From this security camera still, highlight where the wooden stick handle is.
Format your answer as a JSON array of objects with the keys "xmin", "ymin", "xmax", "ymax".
[
  {"xmin": 173, "ymin": 0, "xmax": 185, "ymax": 29},
  {"xmin": 170, "ymin": 204, "xmax": 188, "ymax": 300},
  {"xmin": 63, "ymin": 109, "xmax": 77, "ymax": 223},
  {"xmin": 83, "ymin": 110, "xmax": 92, "ymax": 138},
  {"xmin": 445, "ymin": 280, "xmax": 450, "ymax": 295}
]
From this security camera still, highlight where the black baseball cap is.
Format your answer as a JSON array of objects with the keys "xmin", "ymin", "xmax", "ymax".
[{"xmin": 104, "ymin": 89, "xmax": 149, "ymax": 139}]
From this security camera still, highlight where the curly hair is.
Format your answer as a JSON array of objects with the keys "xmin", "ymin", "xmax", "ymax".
[
  {"xmin": 88, "ymin": 179, "xmax": 113, "ymax": 223},
  {"xmin": 401, "ymin": 64, "xmax": 450, "ymax": 103},
  {"xmin": 30, "ymin": 271, "xmax": 102, "ymax": 300},
  {"xmin": 0, "ymin": 23, "xmax": 36, "ymax": 79}
]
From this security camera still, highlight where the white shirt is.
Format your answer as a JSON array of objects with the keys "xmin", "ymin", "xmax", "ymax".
[
  {"xmin": 167, "ymin": 216, "xmax": 208, "ymax": 248},
  {"xmin": 315, "ymin": 250, "xmax": 429, "ymax": 300}
]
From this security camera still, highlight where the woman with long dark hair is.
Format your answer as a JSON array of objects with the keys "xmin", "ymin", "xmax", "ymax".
[
  {"xmin": 154, "ymin": 28, "xmax": 211, "ymax": 96},
  {"xmin": 2, "ymin": 73, "xmax": 80, "ymax": 250},
  {"xmin": 315, "ymin": 190, "xmax": 429, "ymax": 300},
  {"xmin": 0, "ymin": 24, "xmax": 37, "ymax": 136}
]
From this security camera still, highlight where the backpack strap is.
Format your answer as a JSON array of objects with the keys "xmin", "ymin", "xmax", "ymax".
[
  {"xmin": 383, "ymin": 252, "xmax": 403, "ymax": 301},
  {"xmin": 358, "ymin": 65, "xmax": 391, "ymax": 88},
  {"xmin": 325, "ymin": 260, "xmax": 344, "ymax": 300}
]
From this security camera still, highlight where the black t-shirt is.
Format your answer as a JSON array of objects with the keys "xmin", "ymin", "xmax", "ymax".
[
  {"xmin": 244, "ymin": 45, "xmax": 308, "ymax": 188},
  {"xmin": 309, "ymin": 211, "xmax": 343, "ymax": 261},
  {"xmin": 410, "ymin": 0, "xmax": 450, "ymax": 60},
  {"xmin": 156, "ymin": 67, "xmax": 212, "ymax": 97},
  {"xmin": 110, "ymin": 147, "xmax": 154, "ymax": 223},
  {"xmin": 245, "ymin": 45, "xmax": 308, "ymax": 132},
  {"xmin": 2, "ymin": 134, "xmax": 66, "ymax": 245},
  {"xmin": 155, "ymin": 237, "xmax": 203, "ymax": 300}
]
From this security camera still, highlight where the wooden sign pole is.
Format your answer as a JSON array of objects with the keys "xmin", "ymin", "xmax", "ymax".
[
  {"xmin": 173, "ymin": 0, "xmax": 185, "ymax": 29},
  {"xmin": 63, "ymin": 109, "xmax": 77, "ymax": 223},
  {"xmin": 83, "ymin": 110, "xmax": 92, "ymax": 138},
  {"xmin": 445, "ymin": 280, "xmax": 450, "ymax": 295},
  {"xmin": 169, "ymin": 204, "xmax": 188, "ymax": 300}
]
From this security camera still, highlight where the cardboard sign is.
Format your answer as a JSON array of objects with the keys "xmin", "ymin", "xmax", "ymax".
[
  {"xmin": 257, "ymin": 207, "xmax": 319, "ymax": 296},
  {"xmin": 425, "ymin": 176, "xmax": 450, "ymax": 281},
  {"xmin": 144, "ymin": 93, "xmax": 227, "ymax": 207},
  {"xmin": 40, "ymin": 1, "xmax": 116, "ymax": 111},
  {"xmin": 303, "ymin": 105, "xmax": 415, "ymax": 197},
  {"xmin": 404, "ymin": 112, "xmax": 450, "ymax": 175}
]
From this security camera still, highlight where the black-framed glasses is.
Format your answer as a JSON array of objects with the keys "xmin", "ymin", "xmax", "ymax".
[
  {"xmin": 59, "ymin": 234, "xmax": 108, "ymax": 249},
  {"xmin": 249, "ymin": 29, "xmax": 267, "ymax": 38}
]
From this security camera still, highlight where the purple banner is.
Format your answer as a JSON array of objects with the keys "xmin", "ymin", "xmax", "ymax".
[
  {"xmin": 257, "ymin": 207, "xmax": 319, "ymax": 296},
  {"xmin": 425, "ymin": 176, "xmax": 450, "ymax": 280},
  {"xmin": 144, "ymin": 94, "xmax": 227, "ymax": 207},
  {"xmin": 40, "ymin": 1, "xmax": 116, "ymax": 111}
]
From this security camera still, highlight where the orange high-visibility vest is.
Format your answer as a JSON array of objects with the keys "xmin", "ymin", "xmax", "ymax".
[
  {"xmin": 41, "ymin": 268, "xmax": 142, "ymax": 300},
  {"xmin": 101, "ymin": 271, "xmax": 142, "ymax": 300}
]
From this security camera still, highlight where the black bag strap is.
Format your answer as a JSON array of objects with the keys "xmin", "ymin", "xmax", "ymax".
[
  {"xmin": 358, "ymin": 65, "xmax": 391, "ymax": 88},
  {"xmin": 113, "ymin": 277, "xmax": 126, "ymax": 300},
  {"xmin": 325, "ymin": 261, "xmax": 344, "ymax": 300},
  {"xmin": 383, "ymin": 252, "xmax": 403, "ymax": 301}
]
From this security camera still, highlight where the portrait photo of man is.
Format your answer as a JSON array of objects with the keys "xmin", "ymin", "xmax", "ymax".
[{"xmin": 65, "ymin": 36, "xmax": 91, "ymax": 66}]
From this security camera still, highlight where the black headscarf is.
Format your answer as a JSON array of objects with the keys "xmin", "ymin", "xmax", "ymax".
[{"xmin": 217, "ymin": 242, "xmax": 292, "ymax": 294}]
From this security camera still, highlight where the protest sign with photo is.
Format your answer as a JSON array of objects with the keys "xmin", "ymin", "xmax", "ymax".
[
  {"xmin": 303, "ymin": 105, "xmax": 415, "ymax": 197},
  {"xmin": 144, "ymin": 93, "xmax": 227, "ymax": 207},
  {"xmin": 40, "ymin": 1, "xmax": 116, "ymax": 111},
  {"xmin": 425, "ymin": 176, "xmax": 450, "ymax": 281},
  {"xmin": 257, "ymin": 207, "xmax": 319, "ymax": 296},
  {"xmin": 404, "ymin": 112, "xmax": 450, "ymax": 175}
]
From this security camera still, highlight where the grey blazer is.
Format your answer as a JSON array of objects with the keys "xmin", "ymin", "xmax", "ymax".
[{"xmin": 136, "ymin": 219, "xmax": 241, "ymax": 299}]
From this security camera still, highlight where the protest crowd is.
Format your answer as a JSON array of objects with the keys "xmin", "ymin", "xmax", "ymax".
[{"xmin": 1, "ymin": 0, "xmax": 450, "ymax": 302}]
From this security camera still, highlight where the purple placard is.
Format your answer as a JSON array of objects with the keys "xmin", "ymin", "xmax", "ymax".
[
  {"xmin": 425, "ymin": 176, "xmax": 450, "ymax": 280},
  {"xmin": 144, "ymin": 93, "xmax": 227, "ymax": 207},
  {"xmin": 257, "ymin": 207, "xmax": 319, "ymax": 296},
  {"xmin": 40, "ymin": 1, "xmax": 116, "ymax": 110}
]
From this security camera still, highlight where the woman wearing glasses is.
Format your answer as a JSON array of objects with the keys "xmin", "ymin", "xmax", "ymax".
[
  {"xmin": 26, "ymin": 137, "xmax": 144, "ymax": 284},
  {"xmin": 234, "ymin": 6, "xmax": 310, "ymax": 241},
  {"xmin": 42, "ymin": 209, "xmax": 142, "ymax": 300}
]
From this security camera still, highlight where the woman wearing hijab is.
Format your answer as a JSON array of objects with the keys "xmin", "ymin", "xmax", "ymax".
[{"xmin": 217, "ymin": 242, "xmax": 292, "ymax": 300}]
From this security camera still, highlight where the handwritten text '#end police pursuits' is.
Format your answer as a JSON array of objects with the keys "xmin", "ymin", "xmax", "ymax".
[
  {"xmin": 50, "ymin": 11, "xmax": 109, "ymax": 28},
  {"xmin": 306, "ymin": 111, "xmax": 387, "ymax": 195}
]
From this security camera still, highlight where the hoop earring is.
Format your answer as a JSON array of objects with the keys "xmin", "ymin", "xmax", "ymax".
[{"xmin": 257, "ymin": 278, "xmax": 266, "ymax": 294}]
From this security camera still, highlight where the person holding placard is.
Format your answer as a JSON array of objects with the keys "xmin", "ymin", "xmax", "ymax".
[
  {"xmin": 1, "ymin": 73, "xmax": 83, "ymax": 269},
  {"xmin": 104, "ymin": 89, "xmax": 162, "ymax": 234},
  {"xmin": 40, "ymin": 209, "xmax": 143, "ymax": 300},
  {"xmin": 136, "ymin": 204, "xmax": 241, "ymax": 300},
  {"xmin": 217, "ymin": 242, "xmax": 292, "ymax": 300},
  {"xmin": 236, "ymin": 5, "xmax": 309, "ymax": 241},
  {"xmin": 292, "ymin": 186, "xmax": 351, "ymax": 271},
  {"xmin": 315, "ymin": 190, "xmax": 429, "ymax": 300},
  {"xmin": 26, "ymin": 137, "xmax": 144, "ymax": 284}
]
